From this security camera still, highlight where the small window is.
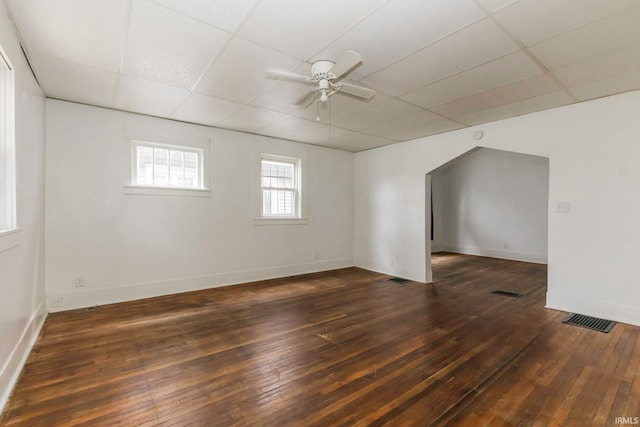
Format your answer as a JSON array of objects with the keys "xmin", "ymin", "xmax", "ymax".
[
  {"xmin": 123, "ymin": 130, "xmax": 210, "ymax": 197},
  {"xmin": 261, "ymin": 155, "xmax": 301, "ymax": 218},
  {"xmin": 0, "ymin": 46, "xmax": 16, "ymax": 233},
  {"xmin": 133, "ymin": 142, "xmax": 202, "ymax": 189}
]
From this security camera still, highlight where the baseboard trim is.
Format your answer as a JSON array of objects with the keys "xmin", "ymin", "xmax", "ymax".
[
  {"xmin": 0, "ymin": 300, "xmax": 47, "ymax": 415},
  {"xmin": 439, "ymin": 244, "xmax": 547, "ymax": 264},
  {"xmin": 46, "ymin": 258, "xmax": 353, "ymax": 312},
  {"xmin": 354, "ymin": 258, "xmax": 427, "ymax": 283},
  {"xmin": 546, "ymin": 292, "xmax": 640, "ymax": 327}
]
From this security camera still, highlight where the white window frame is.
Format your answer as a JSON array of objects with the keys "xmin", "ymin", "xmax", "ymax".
[
  {"xmin": 0, "ymin": 45, "xmax": 18, "ymax": 241},
  {"xmin": 123, "ymin": 129, "xmax": 210, "ymax": 197},
  {"xmin": 254, "ymin": 152, "xmax": 307, "ymax": 226}
]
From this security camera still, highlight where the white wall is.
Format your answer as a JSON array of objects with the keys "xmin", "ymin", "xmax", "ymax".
[
  {"xmin": 0, "ymin": 2, "xmax": 46, "ymax": 413},
  {"xmin": 355, "ymin": 89, "xmax": 640, "ymax": 327},
  {"xmin": 45, "ymin": 100, "xmax": 354, "ymax": 311},
  {"xmin": 431, "ymin": 148, "xmax": 549, "ymax": 264}
]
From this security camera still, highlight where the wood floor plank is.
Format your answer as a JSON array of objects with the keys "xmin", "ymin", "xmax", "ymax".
[{"xmin": 2, "ymin": 253, "xmax": 639, "ymax": 426}]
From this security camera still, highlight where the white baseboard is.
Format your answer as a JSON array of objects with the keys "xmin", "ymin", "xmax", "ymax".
[
  {"xmin": 439, "ymin": 244, "xmax": 547, "ymax": 264},
  {"xmin": 546, "ymin": 292, "xmax": 640, "ymax": 327},
  {"xmin": 0, "ymin": 300, "xmax": 47, "ymax": 415},
  {"xmin": 354, "ymin": 257, "xmax": 427, "ymax": 283},
  {"xmin": 46, "ymin": 258, "xmax": 353, "ymax": 312}
]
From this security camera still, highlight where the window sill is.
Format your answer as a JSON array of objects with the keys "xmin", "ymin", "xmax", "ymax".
[
  {"xmin": 253, "ymin": 217, "xmax": 308, "ymax": 226},
  {"xmin": 0, "ymin": 227, "xmax": 22, "ymax": 254},
  {"xmin": 123, "ymin": 185, "xmax": 210, "ymax": 197}
]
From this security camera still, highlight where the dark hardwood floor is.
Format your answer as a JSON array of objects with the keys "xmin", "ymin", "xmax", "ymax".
[{"xmin": 2, "ymin": 253, "xmax": 638, "ymax": 426}]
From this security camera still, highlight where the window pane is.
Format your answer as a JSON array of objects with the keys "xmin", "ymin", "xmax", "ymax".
[
  {"xmin": 136, "ymin": 146, "xmax": 153, "ymax": 185},
  {"xmin": 184, "ymin": 152, "xmax": 199, "ymax": 187},
  {"xmin": 261, "ymin": 159, "xmax": 297, "ymax": 217},
  {"xmin": 153, "ymin": 148, "xmax": 169, "ymax": 185},
  {"xmin": 169, "ymin": 150, "xmax": 184, "ymax": 186}
]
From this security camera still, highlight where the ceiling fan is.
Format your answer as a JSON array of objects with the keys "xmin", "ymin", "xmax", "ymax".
[{"xmin": 266, "ymin": 51, "xmax": 376, "ymax": 107}]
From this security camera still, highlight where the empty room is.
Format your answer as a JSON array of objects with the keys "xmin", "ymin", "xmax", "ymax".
[{"xmin": 1, "ymin": 0, "xmax": 640, "ymax": 425}]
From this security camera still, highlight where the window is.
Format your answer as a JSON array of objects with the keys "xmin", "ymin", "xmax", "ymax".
[
  {"xmin": 260, "ymin": 154, "xmax": 302, "ymax": 219},
  {"xmin": 123, "ymin": 130, "xmax": 210, "ymax": 197},
  {"xmin": 0, "ymin": 46, "xmax": 16, "ymax": 234}
]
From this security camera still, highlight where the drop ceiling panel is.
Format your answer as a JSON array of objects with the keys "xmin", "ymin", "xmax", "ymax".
[
  {"xmin": 195, "ymin": 38, "xmax": 301, "ymax": 103},
  {"xmin": 30, "ymin": 54, "xmax": 118, "ymax": 108},
  {"xmin": 476, "ymin": 0, "xmax": 521, "ymax": 13},
  {"xmin": 364, "ymin": 112, "xmax": 465, "ymax": 141},
  {"xmin": 123, "ymin": 0, "xmax": 230, "ymax": 89},
  {"xmin": 6, "ymin": 0, "xmax": 128, "ymax": 72},
  {"xmin": 216, "ymin": 106, "xmax": 287, "ymax": 133},
  {"xmin": 237, "ymin": 0, "xmax": 385, "ymax": 59},
  {"xmin": 171, "ymin": 93, "xmax": 244, "ymax": 126},
  {"xmin": 431, "ymin": 74, "xmax": 561, "ymax": 118},
  {"xmin": 401, "ymin": 51, "xmax": 544, "ymax": 109},
  {"xmin": 332, "ymin": 99, "xmax": 424, "ymax": 132},
  {"xmin": 456, "ymin": 91, "xmax": 574, "ymax": 125},
  {"xmin": 493, "ymin": 0, "xmax": 639, "ymax": 47},
  {"xmin": 552, "ymin": 46, "xmax": 640, "ymax": 89},
  {"xmin": 114, "ymin": 75, "xmax": 190, "ymax": 117},
  {"xmin": 328, "ymin": 128, "xmax": 396, "ymax": 152},
  {"xmin": 257, "ymin": 116, "xmax": 326, "ymax": 141},
  {"xmin": 361, "ymin": 19, "xmax": 519, "ymax": 96},
  {"xmin": 310, "ymin": 0, "xmax": 484, "ymax": 80},
  {"xmin": 569, "ymin": 69, "xmax": 640, "ymax": 102},
  {"xmin": 528, "ymin": 5, "xmax": 640, "ymax": 70},
  {"xmin": 150, "ymin": 0, "xmax": 258, "ymax": 33}
]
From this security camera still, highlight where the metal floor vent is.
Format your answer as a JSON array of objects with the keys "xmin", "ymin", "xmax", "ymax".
[
  {"xmin": 563, "ymin": 313, "xmax": 615, "ymax": 333},
  {"xmin": 389, "ymin": 277, "xmax": 409, "ymax": 283},
  {"xmin": 491, "ymin": 290, "xmax": 524, "ymax": 298}
]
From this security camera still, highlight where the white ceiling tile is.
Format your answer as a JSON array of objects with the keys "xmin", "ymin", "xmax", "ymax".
[
  {"xmin": 195, "ymin": 38, "xmax": 301, "ymax": 103},
  {"xmin": 476, "ymin": 0, "xmax": 521, "ymax": 13},
  {"xmin": 216, "ymin": 106, "xmax": 287, "ymax": 133},
  {"xmin": 456, "ymin": 91, "xmax": 575, "ymax": 125},
  {"xmin": 328, "ymin": 128, "xmax": 396, "ymax": 152},
  {"xmin": 257, "ymin": 116, "xmax": 325, "ymax": 142},
  {"xmin": 250, "ymin": 88, "xmax": 320, "ymax": 122},
  {"xmin": 364, "ymin": 112, "xmax": 465, "ymax": 141},
  {"xmin": 432, "ymin": 74, "xmax": 561, "ymax": 118},
  {"xmin": 311, "ymin": 0, "xmax": 485, "ymax": 80},
  {"xmin": 569, "ymin": 69, "xmax": 640, "ymax": 101},
  {"xmin": 150, "ymin": 0, "xmax": 258, "ymax": 32},
  {"xmin": 323, "ymin": 91, "xmax": 391, "ymax": 121},
  {"xmin": 332, "ymin": 99, "xmax": 424, "ymax": 132},
  {"xmin": 494, "ymin": 0, "xmax": 639, "ymax": 46},
  {"xmin": 171, "ymin": 93, "xmax": 244, "ymax": 126},
  {"xmin": 528, "ymin": 5, "xmax": 640, "ymax": 70},
  {"xmin": 237, "ymin": 0, "xmax": 385, "ymax": 59},
  {"xmin": 401, "ymin": 51, "xmax": 544, "ymax": 109},
  {"xmin": 123, "ymin": 0, "xmax": 230, "ymax": 89},
  {"xmin": 114, "ymin": 75, "xmax": 190, "ymax": 117},
  {"xmin": 552, "ymin": 46, "xmax": 640, "ymax": 88},
  {"xmin": 30, "ymin": 54, "xmax": 118, "ymax": 107},
  {"xmin": 7, "ymin": 0, "xmax": 128, "ymax": 72},
  {"xmin": 362, "ymin": 18, "xmax": 519, "ymax": 96}
]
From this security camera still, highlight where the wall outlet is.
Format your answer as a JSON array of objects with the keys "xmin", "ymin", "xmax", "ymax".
[
  {"xmin": 313, "ymin": 253, "xmax": 319, "ymax": 261},
  {"xmin": 53, "ymin": 296, "xmax": 63, "ymax": 308},
  {"xmin": 556, "ymin": 201, "xmax": 570, "ymax": 213},
  {"xmin": 390, "ymin": 259, "xmax": 395, "ymax": 266},
  {"xmin": 503, "ymin": 243, "xmax": 509, "ymax": 249},
  {"xmin": 73, "ymin": 276, "xmax": 85, "ymax": 288}
]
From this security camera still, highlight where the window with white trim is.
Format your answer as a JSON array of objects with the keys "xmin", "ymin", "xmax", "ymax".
[
  {"xmin": 0, "ymin": 46, "xmax": 16, "ymax": 233},
  {"xmin": 123, "ymin": 131, "xmax": 210, "ymax": 197},
  {"xmin": 260, "ymin": 155, "xmax": 301, "ymax": 218}
]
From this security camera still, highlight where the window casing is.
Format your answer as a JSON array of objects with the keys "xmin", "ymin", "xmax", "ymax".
[
  {"xmin": 123, "ymin": 130, "xmax": 210, "ymax": 197},
  {"xmin": 0, "ymin": 47, "xmax": 16, "ymax": 234},
  {"xmin": 260, "ymin": 155, "xmax": 301, "ymax": 219}
]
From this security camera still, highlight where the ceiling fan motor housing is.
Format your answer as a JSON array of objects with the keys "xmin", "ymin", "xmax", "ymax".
[{"xmin": 311, "ymin": 60, "xmax": 336, "ymax": 81}]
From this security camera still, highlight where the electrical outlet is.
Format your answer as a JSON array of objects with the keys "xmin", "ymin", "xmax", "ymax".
[
  {"xmin": 503, "ymin": 243, "xmax": 509, "ymax": 249},
  {"xmin": 73, "ymin": 276, "xmax": 85, "ymax": 288},
  {"xmin": 53, "ymin": 296, "xmax": 63, "ymax": 308},
  {"xmin": 313, "ymin": 253, "xmax": 319, "ymax": 261},
  {"xmin": 390, "ymin": 259, "xmax": 395, "ymax": 266},
  {"xmin": 556, "ymin": 202, "xmax": 570, "ymax": 213}
]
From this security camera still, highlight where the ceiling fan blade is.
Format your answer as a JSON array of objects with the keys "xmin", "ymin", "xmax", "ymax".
[
  {"xmin": 329, "ymin": 51, "xmax": 363, "ymax": 78},
  {"xmin": 296, "ymin": 90, "xmax": 320, "ymax": 108},
  {"xmin": 338, "ymin": 81, "xmax": 375, "ymax": 100},
  {"xmin": 266, "ymin": 68, "xmax": 310, "ymax": 83}
]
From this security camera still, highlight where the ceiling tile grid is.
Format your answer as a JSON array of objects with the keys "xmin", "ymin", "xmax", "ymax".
[{"xmin": 7, "ymin": 0, "xmax": 640, "ymax": 151}]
